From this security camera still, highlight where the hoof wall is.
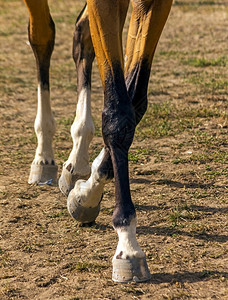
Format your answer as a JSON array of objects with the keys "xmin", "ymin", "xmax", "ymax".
[
  {"xmin": 67, "ymin": 191, "xmax": 101, "ymax": 223},
  {"xmin": 112, "ymin": 256, "xmax": 151, "ymax": 283},
  {"xmin": 28, "ymin": 164, "xmax": 58, "ymax": 185},
  {"xmin": 59, "ymin": 168, "xmax": 89, "ymax": 196}
]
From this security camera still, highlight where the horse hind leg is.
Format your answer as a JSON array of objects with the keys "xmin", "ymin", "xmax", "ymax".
[
  {"xmin": 59, "ymin": 5, "xmax": 95, "ymax": 196},
  {"xmin": 24, "ymin": 0, "xmax": 58, "ymax": 185}
]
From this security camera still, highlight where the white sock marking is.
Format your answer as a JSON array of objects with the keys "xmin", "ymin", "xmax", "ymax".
[
  {"xmin": 114, "ymin": 218, "xmax": 145, "ymax": 260},
  {"xmin": 33, "ymin": 84, "xmax": 55, "ymax": 164},
  {"xmin": 69, "ymin": 148, "xmax": 109, "ymax": 209},
  {"xmin": 64, "ymin": 87, "xmax": 94, "ymax": 176}
]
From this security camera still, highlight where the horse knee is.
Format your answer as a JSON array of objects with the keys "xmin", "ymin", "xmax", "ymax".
[
  {"xmin": 28, "ymin": 16, "xmax": 55, "ymax": 61},
  {"xmin": 102, "ymin": 106, "xmax": 136, "ymax": 152},
  {"xmin": 28, "ymin": 16, "xmax": 55, "ymax": 87}
]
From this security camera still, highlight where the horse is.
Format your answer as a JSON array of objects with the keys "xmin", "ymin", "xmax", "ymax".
[{"xmin": 23, "ymin": 0, "xmax": 173, "ymax": 282}]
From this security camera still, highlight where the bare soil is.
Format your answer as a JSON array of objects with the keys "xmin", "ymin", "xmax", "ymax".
[{"xmin": 0, "ymin": 1, "xmax": 227, "ymax": 299}]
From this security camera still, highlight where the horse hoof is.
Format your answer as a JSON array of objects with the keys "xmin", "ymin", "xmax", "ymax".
[
  {"xmin": 112, "ymin": 256, "xmax": 151, "ymax": 283},
  {"xmin": 67, "ymin": 188, "xmax": 102, "ymax": 223},
  {"xmin": 59, "ymin": 167, "xmax": 90, "ymax": 196},
  {"xmin": 28, "ymin": 163, "xmax": 58, "ymax": 185}
]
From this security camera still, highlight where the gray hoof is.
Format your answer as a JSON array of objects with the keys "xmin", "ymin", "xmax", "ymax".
[
  {"xmin": 59, "ymin": 168, "xmax": 89, "ymax": 196},
  {"xmin": 67, "ymin": 190, "xmax": 102, "ymax": 223},
  {"xmin": 28, "ymin": 163, "xmax": 58, "ymax": 185},
  {"xmin": 112, "ymin": 256, "xmax": 151, "ymax": 283}
]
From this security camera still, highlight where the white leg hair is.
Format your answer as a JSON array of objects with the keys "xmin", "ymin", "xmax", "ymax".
[
  {"xmin": 67, "ymin": 147, "xmax": 110, "ymax": 222},
  {"xmin": 112, "ymin": 217, "xmax": 151, "ymax": 283},
  {"xmin": 64, "ymin": 87, "xmax": 94, "ymax": 176},
  {"xmin": 113, "ymin": 217, "xmax": 145, "ymax": 260},
  {"xmin": 33, "ymin": 84, "xmax": 56, "ymax": 165},
  {"xmin": 28, "ymin": 84, "xmax": 57, "ymax": 184},
  {"xmin": 68, "ymin": 147, "xmax": 107, "ymax": 205},
  {"xmin": 59, "ymin": 87, "xmax": 94, "ymax": 195}
]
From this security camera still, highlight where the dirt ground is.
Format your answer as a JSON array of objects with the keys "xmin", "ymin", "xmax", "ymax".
[{"xmin": 0, "ymin": 0, "xmax": 227, "ymax": 299}]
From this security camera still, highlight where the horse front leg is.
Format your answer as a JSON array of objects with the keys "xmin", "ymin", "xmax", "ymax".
[
  {"xmin": 59, "ymin": 5, "xmax": 95, "ymax": 195},
  {"xmin": 87, "ymin": 0, "xmax": 151, "ymax": 282},
  {"xmin": 111, "ymin": 0, "xmax": 173, "ymax": 282},
  {"xmin": 24, "ymin": 0, "xmax": 57, "ymax": 184}
]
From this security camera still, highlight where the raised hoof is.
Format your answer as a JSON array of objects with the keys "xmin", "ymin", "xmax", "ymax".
[
  {"xmin": 59, "ymin": 168, "xmax": 90, "ymax": 196},
  {"xmin": 112, "ymin": 256, "xmax": 151, "ymax": 283},
  {"xmin": 67, "ymin": 190, "xmax": 102, "ymax": 224},
  {"xmin": 28, "ymin": 164, "xmax": 58, "ymax": 185}
]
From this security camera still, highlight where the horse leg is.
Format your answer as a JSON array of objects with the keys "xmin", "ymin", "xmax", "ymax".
[
  {"xmin": 67, "ymin": 1, "xmax": 119, "ymax": 223},
  {"xmin": 23, "ymin": 0, "xmax": 57, "ymax": 184},
  {"xmin": 84, "ymin": 0, "xmax": 173, "ymax": 282},
  {"xmin": 67, "ymin": 0, "xmax": 172, "ymax": 234},
  {"xmin": 67, "ymin": 0, "xmax": 131, "ymax": 225},
  {"xmin": 85, "ymin": 0, "xmax": 153, "ymax": 282},
  {"xmin": 59, "ymin": 5, "xmax": 96, "ymax": 195},
  {"xmin": 111, "ymin": 0, "xmax": 173, "ymax": 282},
  {"xmin": 125, "ymin": 0, "xmax": 173, "ymax": 125}
]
